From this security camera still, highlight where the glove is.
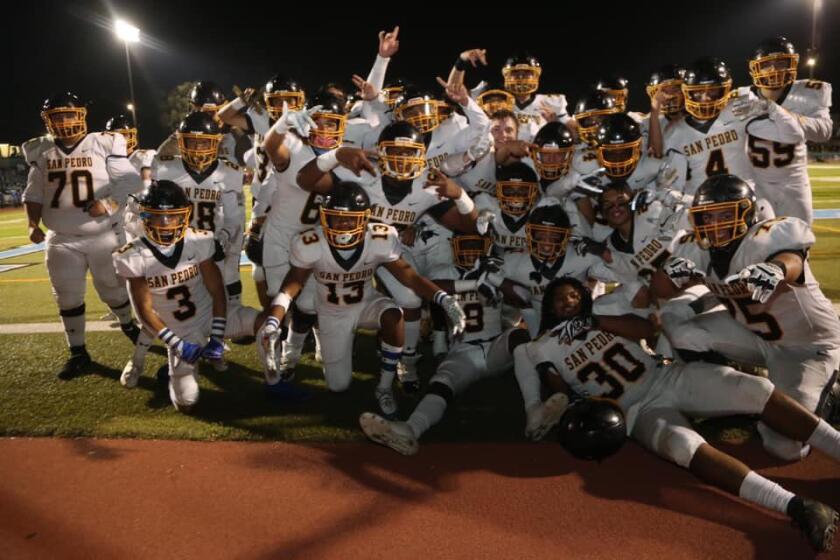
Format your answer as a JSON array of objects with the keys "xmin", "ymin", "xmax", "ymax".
[
  {"xmin": 476, "ymin": 208, "xmax": 496, "ymax": 235},
  {"xmin": 216, "ymin": 228, "xmax": 232, "ymax": 252},
  {"xmin": 629, "ymin": 189, "xmax": 654, "ymax": 213},
  {"xmin": 261, "ymin": 317, "xmax": 282, "ymax": 375},
  {"xmin": 434, "ymin": 290, "xmax": 467, "ymax": 338},
  {"xmin": 663, "ymin": 257, "xmax": 705, "ymax": 288},
  {"xmin": 725, "ymin": 262, "xmax": 785, "ymax": 304},
  {"xmin": 730, "ymin": 96, "xmax": 772, "ymax": 121},
  {"xmin": 244, "ymin": 232, "xmax": 263, "ymax": 265},
  {"xmin": 576, "ymin": 168, "xmax": 607, "ymax": 196},
  {"xmin": 202, "ymin": 337, "xmax": 225, "ymax": 361},
  {"xmin": 655, "ymin": 162, "xmax": 680, "ymax": 190},
  {"xmin": 288, "ymin": 105, "xmax": 321, "ymax": 137},
  {"xmin": 551, "ymin": 315, "xmax": 596, "ymax": 345},
  {"xmin": 159, "ymin": 327, "xmax": 203, "ymax": 364},
  {"xmin": 574, "ymin": 237, "xmax": 608, "ymax": 258},
  {"xmin": 477, "ymin": 269, "xmax": 504, "ymax": 305}
]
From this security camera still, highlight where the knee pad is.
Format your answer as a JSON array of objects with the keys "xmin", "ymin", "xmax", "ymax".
[
  {"xmin": 169, "ymin": 374, "xmax": 199, "ymax": 411},
  {"xmin": 654, "ymin": 421, "xmax": 706, "ymax": 468},
  {"xmin": 323, "ymin": 363, "xmax": 352, "ymax": 392},
  {"xmin": 757, "ymin": 422, "xmax": 810, "ymax": 462}
]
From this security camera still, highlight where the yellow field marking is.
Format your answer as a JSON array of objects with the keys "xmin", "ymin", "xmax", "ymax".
[
  {"xmin": 0, "ymin": 277, "xmax": 52, "ymax": 283},
  {"xmin": 812, "ymin": 225, "xmax": 840, "ymax": 234}
]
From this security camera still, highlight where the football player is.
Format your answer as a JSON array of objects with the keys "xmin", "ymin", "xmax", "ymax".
[
  {"xmin": 474, "ymin": 161, "xmax": 540, "ymax": 254},
  {"xmin": 644, "ymin": 64, "xmax": 686, "ymax": 157},
  {"xmin": 359, "ymin": 232, "xmax": 531, "ymax": 455},
  {"xmin": 594, "ymin": 75, "xmax": 630, "ymax": 113},
  {"xmin": 23, "ymin": 92, "xmax": 142, "ymax": 378},
  {"xmin": 297, "ymin": 122, "xmax": 478, "ymax": 391},
  {"xmin": 113, "ymin": 181, "xmax": 264, "ymax": 411},
  {"xmin": 515, "ymin": 276, "xmax": 840, "ymax": 553},
  {"xmin": 654, "ymin": 175, "xmax": 840, "ymax": 461},
  {"xmin": 260, "ymin": 182, "xmax": 466, "ymax": 416},
  {"xmin": 500, "ymin": 52, "xmax": 570, "ymax": 142},
  {"xmin": 660, "ymin": 57, "xmax": 806, "ymax": 197},
  {"xmin": 742, "ymin": 36, "xmax": 834, "ymax": 223}
]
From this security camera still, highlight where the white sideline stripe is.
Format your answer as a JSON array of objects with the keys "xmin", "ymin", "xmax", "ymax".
[
  {"xmin": 0, "ymin": 321, "xmax": 121, "ymax": 334},
  {"xmin": 4, "ymin": 306, "xmax": 840, "ymax": 335}
]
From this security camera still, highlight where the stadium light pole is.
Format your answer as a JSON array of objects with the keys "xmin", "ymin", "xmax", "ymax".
[
  {"xmin": 809, "ymin": 0, "xmax": 821, "ymax": 79},
  {"xmin": 115, "ymin": 19, "xmax": 140, "ymax": 126}
]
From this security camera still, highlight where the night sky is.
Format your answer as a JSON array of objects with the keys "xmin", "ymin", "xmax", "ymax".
[{"xmin": 6, "ymin": 0, "xmax": 839, "ymax": 147}]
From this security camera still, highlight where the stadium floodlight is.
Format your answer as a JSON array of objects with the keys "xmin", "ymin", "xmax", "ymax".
[{"xmin": 114, "ymin": 19, "xmax": 140, "ymax": 43}]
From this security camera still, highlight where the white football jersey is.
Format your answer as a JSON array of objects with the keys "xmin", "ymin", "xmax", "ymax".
[
  {"xmin": 747, "ymin": 80, "xmax": 833, "ymax": 223},
  {"xmin": 434, "ymin": 265, "xmax": 504, "ymax": 343},
  {"xmin": 359, "ymin": 169, "xmax": 452, "ymax": 231},
  {"xmin": 663, "ymin": 101, "xmax": 804, "ymax": 196},
  {"xmin": 604, "ymin": 201, "xmax": 689, "ymax": 286},
  {"xmin": 130, "ymin": 149, "xmax": 156, "ymax": 173},
  {"xmin": 152, "ymin": 156, "xmax": 243, "ymax": 239},
  {"xmin": 514, "ymin": 93, "xmax": 569, "ymax": 142},
  {"xmin": 570, "ymin": 142, "xmax": 602, "ymax": 176},
  {"xmin": 474, "ymin": 193, "xmax": 530, "ymax": 253},
  {"xmin": 528, "ymin": 328, "xmax": 657, "ymax": 412},
  {"xmin": 672, "ymin": 217, "xmax": 840, "ymax": 347},
  {"xmin": 23, "ymin": 132, "xmax": 140, "ymax": 235},
  {"xmin": 113, "ymin": 228, "xmax": 216, "ymax": 332},
  {"xmin": 289, "ymin": 223, "xmax": 401, "ymax": 315}
]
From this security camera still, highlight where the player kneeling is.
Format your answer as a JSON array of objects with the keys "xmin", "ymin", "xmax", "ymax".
[
  {"xmin": 260, "ymin": 182, "xmax": 466, "ymax": 417},
  {"xmin": 359, "ymin": 232, "xmax": 532, "ymax": 455},
  {"xmin": 113, "ymin": 181, "xmax": 265, "ymax": 412},
  {"xmin": 516, "ymin": 277, "xmax": 840, "ymax": 553}
]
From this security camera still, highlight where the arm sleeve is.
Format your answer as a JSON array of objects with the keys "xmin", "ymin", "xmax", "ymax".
[
  {"xmin": 366, "ymin": 55, "xmax": 391, "ymax": 92},
  {"xmin": 451, "ymin": 96, "xmax": 491, "ymax": 153}
]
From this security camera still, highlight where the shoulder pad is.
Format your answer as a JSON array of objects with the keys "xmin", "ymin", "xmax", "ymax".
[
  {"xmin": 221, "ymin": 158, "xmax": 240, "ymax": 171},
  {"xmin": 22, "ymin": 136, "xmax": 50, "ymax": 163}
]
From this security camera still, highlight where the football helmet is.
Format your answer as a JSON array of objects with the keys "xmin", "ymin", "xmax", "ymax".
[
  {"xmin": 177, "ymin": 111, "xmax": 222, "ymax": 172},
  {"xmin": 477, "ymin": 85, "xmax": 515, "ymax": 116},
  {"xmin": 451, "ymin": 233, "xmax": 492, "ymax": 270},
  {"xmin": 496, "ymin": 161, "xmax": 540, "ymax": 217},
  {"xmin": 264, "ymin": 75, "xmax": 306, "ymax": 118},
  {"xmin": 689, "ymin": 174, "xmax": 757, "ymax": 249},
  {"xmin": 574, "ymin": 90, "xmax": 620, "ymax": 146},
  {"xmin": 502, "ymin": 53, "xmax": 542, "ymax": 95},
  {"xmin": 394, "ymin": 87, "xmax": 441, "ymax": 134},
  {"xmin": 530, "ymin": 122, "xmax": 575, "ymax": 180},
  {"xmin": 750, "ymin": 36, "xmax": 799, "ymax": 89},
  {"xmin": 682, "ymin": 58, "xmax": 733, "ymax": 120},
  {"xmin": 558, "ymin": 398, "xmax": 626, "ymax": 461},
  {"xmin": 309, "ymin": 90, "xmax": 347, "ymax": 151},
  {"xmin": 646, "ymin": 64, "xmax": 686, "ymax": 116},
  {"xmin": 526, "ymin": 202, "xmax": 571, "ymax": 262},
  {"xmin": 595, "ymin": 113, "xmax": 642, "ymax": 179},
  {"xmin": 105, "ymin": 113, "xmax": 137, "ymax": 154},
  {"xmin": 189, "ymin": 81, "xmax": 226, "ymax": 115},
  {"xmin": 320, "ymin": 182, "xmax": 371, "ymax": 249},
  {"xmin": 137, "ymin": 180, "xmax": 192, "ymax": 246},
  {"xmin": 41, "ymin": 92, "xmax": 87, "ymax": 144},
  {"xmin": 383, "ymin": 78, "xmax": 408, "ymax": 110},
  {"xmin": 595, "ymin": 75, "xmax": 629, "ymax": 112},
  {"xmin": 377, "ymin": 122, "xmax": 427, "ymax": 181}
]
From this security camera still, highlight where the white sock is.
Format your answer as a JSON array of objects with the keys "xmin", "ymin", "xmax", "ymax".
[
  {"xmin": 513, "ymin": 345, "xmax": 542, "ymax": 411},
  {"xmin": 403, "ymin": 318, "xmax": 421, "ymax": 357},
  {"xmin": 806, "ymin": 419, "xmax": 840, "ymax": 462},
  {"xmin": 379, "ymin": 342, "xmax": 402, "ymax": 390},
  {"xmin": 738, "ymin": 471, "xmax": 794, "ymax": 514},
  {"xmin": 132, "ymin": 329, "xmax": 154, "ymax": 365},
  {"xmin": 407, "ymin": 394, "xmax": 447, "ymax": 438}
]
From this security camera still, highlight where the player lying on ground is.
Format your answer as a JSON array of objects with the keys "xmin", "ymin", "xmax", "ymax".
[
  {"xmin": 260, "ymin": 181, "xmax": 466, "ymax": 417},
  {"xmin": 517, "ymin": 276, "xmax": 840, "ymax": 553}
]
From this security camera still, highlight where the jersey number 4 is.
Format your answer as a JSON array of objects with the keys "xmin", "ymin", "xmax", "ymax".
[{"xmin": 48, "ymin": 170, "xmax": 94, "ymax": 209}]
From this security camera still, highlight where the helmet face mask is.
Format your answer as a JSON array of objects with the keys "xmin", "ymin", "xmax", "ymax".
[
  {"xmin": 689, "ymin": 199, "xmax": 753, "ymax": 249},
  {"xmin": 138, "ymin": 181, "xmax": 193, "ymax": 246},
  {"xmin": 378, "ymin": 139, "xmax": 427, "ymax": 180},
  {"xmin": 646, "ymin": 81, "xmax": 685, "ymax": 115},
  {"xmin": 320, "ymin": 182, "xmax": 371, "ymax": 249},
  {"xmin": 597, "ymin": 141, "xmax": 641, "ymax": 178},
  {"xmin": 383, "ymin": 85, "xmax": 405, "ymax": 110},
  {"xmin": 106, "ymin": 115, "xmax": 138, "ymax": 155},
  {"xmin": 477, "ymin": 89, "xmax": 515, "ymax": 115},
  {"xmin": 309, "ymin": 112, "xmax": 347, "ymax": 150},
  {"xmin": 395, "ymin": 97, "xmax": 441, "ymax": 134},
  {"xmin": 600, "ymin": 88, "xmax": 627, "ymax": 112},
  {"xmin": 117, "ymin": 127, "xmax": 138, "ymax": 154},
  {"xmin": 177, "ymin": 133, "xmax": 221, "ymax": 172},
  {"xmin": 43, "ymin": 107, "xmax": 88, "ymax": 144},
  {"xmin": 497, "ymin": 180, "xmax": 538, "ymax": 217},
  {"xmin": 682, "ymin": 82, "xmax": 732, "ymax": 119},
  {"xmin": 576, "ymin": 111, "xmax": 615, "ymax": 146},
  {"xmin": 750, "ymin": 53, "xmax": 799, "ymax": 89},
  {"xmin": 451, "ymin": 235, "xmax": 492, "ymax": 269},
  {"xmin": 526, "ymin": 223, "xmax": 569, "ymax": 261},
  {"xmin": 264, "ymin": 91, "xmax": 306, "ymax": 117},
  {"xmin": 503, "ymin": 65, "xmax": 542, "ymax": 95}
]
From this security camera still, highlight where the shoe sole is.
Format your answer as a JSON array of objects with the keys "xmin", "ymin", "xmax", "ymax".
[
  {"xmin": 818, "ymin": 510, "xmax": 839, "ymax": 552},
  {"xmin": 375, "ymin": 391, "xmax": 398, "ymax": 417},
  {"xmin": 120, "ymin": 362, "xmax": 142, "ymax": 388},
  {"xmin": 359, "ymin": 413, "xmax": 418, "ymax": 456},
  {"xmin": 530, "ymin": 394, "xmax": 569, "ymax": 442}
]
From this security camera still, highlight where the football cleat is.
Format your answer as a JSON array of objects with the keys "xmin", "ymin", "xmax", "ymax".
[
  {"xmin": 375, "ymin": 388, "xmax": 398, "ymax": 418},
  {"xmin": 57, "ymin": 350, "xmax": 91, "ymax": 380},
  {"xmin": 787, "ymin": 496, "xmax": 839, "ymax": 552},
  {"xmin": 525, "ymin": 393, "xmax": 570, "ymax": 441},
  {"xmin": 359, "ymin": 412, "xmax": 419, "ymax": 456},
  {"xmin": 120, "ymin": 359, "xmax": 143, "ymax": 388}
]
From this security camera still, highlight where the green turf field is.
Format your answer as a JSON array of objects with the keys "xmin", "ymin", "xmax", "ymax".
[{"xmin": 0, "ymin": 166, "xmax": 837, "ymax": 442}]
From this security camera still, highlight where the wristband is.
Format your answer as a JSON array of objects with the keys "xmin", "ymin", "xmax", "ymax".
[
  {"xmin": 230, "ymin": 98, "xmax": 246, "ymax": 112},
  {"xmin": 454, "ymin": 57, "xmax": 470, "ymax": 72},
  {"xmin": 272, "ymin": 291, "xmax": 292, "ymax": 313},
  {"xmin": 157, "ymin": 327, "xmax": 182, "ymax": 348},
  {"xmin": 264, "ymin": 316, "xmax": 281, "ymax": 331},
  {"xmin": 453, "ymin": 189, "xmax": 475, "ymax": 214},
  {"xmin": 316, "ymin": 150, "xmax": 340, "ymax": 173},
  {"xmin": 433, "ymin": 290, "xmax": 449, "ymax": 306}
]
